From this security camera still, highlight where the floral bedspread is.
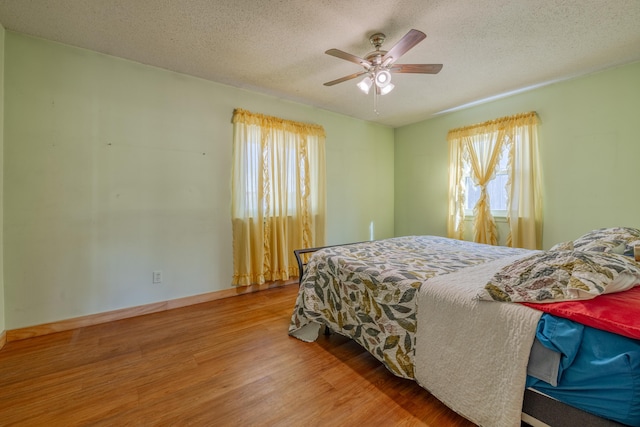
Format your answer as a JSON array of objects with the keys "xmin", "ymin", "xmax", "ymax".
[{"xmin": 288, "ymin": 235, "xmax": 529, "ymax": 379}]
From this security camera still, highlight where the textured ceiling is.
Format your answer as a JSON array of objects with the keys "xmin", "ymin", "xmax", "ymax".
[{"xmin": 1, "ymin": 0, "xmax": 639, "ymax": 127}]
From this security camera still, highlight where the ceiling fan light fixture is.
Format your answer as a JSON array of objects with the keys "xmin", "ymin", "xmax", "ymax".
[
  {"xmin": 357, "ymin": 76, "xmax": 373, "ymax": 94},
  {"xmin": 380, "ymin": 83, "xmax": 395, "ymax": 95},
  {"xmin": 374, "ymin": 69, "xmax": 391, "ymax": 88}
]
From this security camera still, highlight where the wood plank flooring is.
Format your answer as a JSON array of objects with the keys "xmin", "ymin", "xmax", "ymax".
[{"xmin": 0, "ymin": 284, "xmax": 476, "ymax": 426}]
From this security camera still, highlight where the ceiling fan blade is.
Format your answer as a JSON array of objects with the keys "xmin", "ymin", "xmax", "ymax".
[
  {"xmin": 325, "ymin": 49, "xmax": 372, "ymax": 68},
  {"xmin": 381, "ymin": 29, "xmax": 426, "ymax": 64},
  {"xmin": 323, "ymin": 71, "xmax": 368, "ymax": 86},
  {"xmin": 390, "ymin": 64, "xmax": 443, "ymax": 74}
]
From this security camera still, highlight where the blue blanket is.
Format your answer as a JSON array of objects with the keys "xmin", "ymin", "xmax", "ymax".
[{"xmin": 526, "ymin": 314, "xmax": 640, "ymax": 426}]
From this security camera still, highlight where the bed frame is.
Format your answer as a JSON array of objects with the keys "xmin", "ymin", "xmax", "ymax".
[
  {"xmin": 522, "ymin": 389, "xmax": 624, "ymax": 426},
  {"xmin": 294, "ymin": 245, "xmax": 628, "ymax": 427}
]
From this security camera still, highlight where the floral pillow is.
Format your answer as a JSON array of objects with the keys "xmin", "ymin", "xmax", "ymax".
[
  {"xmin": 479, "ymin": 250, "xmax": 640, "ymax": 303},
  {"xmin": 625, "ymin": 241, "xmax": 640, "ymax": 258},
  {"xmin": 572, "ymin": 227, "xmax": 640, "ymax": 253},
  {"xmin": 549, "ymin": 240, "xmax": 574, "ymax": 251}
]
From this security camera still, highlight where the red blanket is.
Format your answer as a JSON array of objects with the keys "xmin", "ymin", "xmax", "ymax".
[{"xmin": 522, "ymin": 286, "xmax": 640, "ymax": 340}]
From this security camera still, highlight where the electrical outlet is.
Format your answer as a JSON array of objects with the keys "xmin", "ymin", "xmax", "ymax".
[{"xmin": 153, "ymin": 270, "xmax": 162, "ymax": 284}]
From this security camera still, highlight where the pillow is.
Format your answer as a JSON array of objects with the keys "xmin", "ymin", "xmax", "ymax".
[
  {"xmin": 572, "ymin": 227, "xmax": 640, "ymax": 253},
  {"xmin": 479, "ymin": 250, "xmax": 640, "ymax": 303},
  {"xmin": 549, "ymin": 240, "xmax": 574, "ymax": 251},
  {"xmin": 624, "ymin": 240, "xmax": 640, "ymax": 258},
  {"xmin": 610, "ymin": 242, "xmax": 627, "ymax": 255}
]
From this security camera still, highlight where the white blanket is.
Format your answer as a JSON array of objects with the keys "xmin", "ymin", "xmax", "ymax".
[{"xmin": 414, "ymin": 255, "xmax": 542, "ymax": 427}]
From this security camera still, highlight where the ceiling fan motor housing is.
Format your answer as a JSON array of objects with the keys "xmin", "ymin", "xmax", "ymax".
[{"xmin": 369, "ymin": 33, "xmax": 386, "ymax": 49}]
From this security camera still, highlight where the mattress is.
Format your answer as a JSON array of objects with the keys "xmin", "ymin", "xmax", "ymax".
[{"xmin": 526, "ymin": 314, "xmax": 640, "ymax": 426}]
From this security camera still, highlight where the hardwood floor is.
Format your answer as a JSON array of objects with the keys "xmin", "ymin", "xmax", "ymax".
[{"xmin": 0, "ymin": 284, "xmax": 475, "ymax": 426}]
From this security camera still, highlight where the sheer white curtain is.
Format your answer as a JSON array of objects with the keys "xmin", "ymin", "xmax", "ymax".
[
  {"xmin": 447, "ymin": 112, "xmax": 542, "ymax": 249},
  {"xmin": 231, "ymin": 109, "xmax": 326, "ymax": 286},
  {"xmin": 465, "ymin": 128, "xmax": 507, "ymax": 245}
]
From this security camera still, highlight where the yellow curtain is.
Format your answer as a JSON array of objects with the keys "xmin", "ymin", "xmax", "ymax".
[
  {"xmin": 447, "ymin": 135, "xmax": 465, "ymax": 240},
  {"xmin": 505, "ymin": 113, "xmax": 543, "ymax": 249},
  {"xmin": 231, "ymin": 109, "xmax": 326, "ymax": 285},
  {"xmin": 447, "ymin": 112, "xmax": 542, "ymax": 249}
]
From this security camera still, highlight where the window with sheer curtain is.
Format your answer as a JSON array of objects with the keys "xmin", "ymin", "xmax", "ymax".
[
  {"xmin": 231, "ymin": 109, "xmax": 326, "ymax": 286},
  {"xmin": 464, "ymin": 142, "xmax": 510, "ymax": 217},
  {"xmin": 447, "ymin": 112, "xmax": 542, "ymax": 249}
]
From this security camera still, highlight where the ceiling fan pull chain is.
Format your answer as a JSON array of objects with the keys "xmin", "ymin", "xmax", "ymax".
[{"xmin": 374, "ymin": 88, "xmax": 379, "ymax": 115}]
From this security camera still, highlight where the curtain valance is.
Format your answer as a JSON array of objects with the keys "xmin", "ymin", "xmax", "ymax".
[
  {"xmin": 232, "ymin": 108, "xmax": 326, "ymax": 138},
  {"xmin": 447, "ymin": 112, "xmax": 539, "ymax": 139}
]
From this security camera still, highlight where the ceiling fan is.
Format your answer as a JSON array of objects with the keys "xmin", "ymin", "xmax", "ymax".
[{"xmin": 324, "ymin": 29, "xmax": 442, "ymax": 107}]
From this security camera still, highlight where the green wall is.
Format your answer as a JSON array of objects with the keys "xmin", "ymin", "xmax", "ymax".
[
  {"xmin": 0, "ymin": 24, "xmax": 5, "ymax": 335},
  {"xmin": 3, "ymin": 32, "xmax": 394, "ymax": 329},
  {"xmin": 395, "ymin": 61, "xmax": 640, "ymax": 249}
]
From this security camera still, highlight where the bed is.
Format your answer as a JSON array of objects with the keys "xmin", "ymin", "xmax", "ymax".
[{"xmin": 288, "ymin": 230, "xmax": 640, "ymax": 427}]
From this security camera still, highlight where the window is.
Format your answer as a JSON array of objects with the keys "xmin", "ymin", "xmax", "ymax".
[
  {"xmin": 464, "ymin": 141, "xmax": 509, "ymax": 216},
  {"xmin": 231, "ymin": 109, "xmax": 326, "ymax": 285},
  {"xmin": 447, "ymin": 112, "xmax": 542, "ymax": 249},
  {"xmin": 243, "ymin": 140, "xmax": 301, "ymax": 216}
]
